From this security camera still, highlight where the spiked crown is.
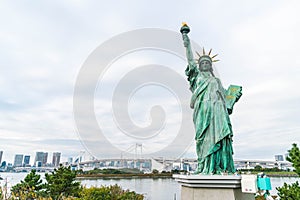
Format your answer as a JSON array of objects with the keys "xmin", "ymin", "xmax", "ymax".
[{"xmin": 196, "ymin": 48, "xmax": 219, "ymax": 65}]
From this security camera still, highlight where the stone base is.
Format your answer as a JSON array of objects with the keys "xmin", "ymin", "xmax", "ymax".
[
  {"xmin": 173, "ymin": 175, "xmax": 255, "ymax": 200},
  {"xmin": 181, "ymin": 186, "xmax": 254, "ymax": 200}
]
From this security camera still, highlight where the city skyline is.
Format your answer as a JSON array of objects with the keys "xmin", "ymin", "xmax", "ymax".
[
  {"xmin": 0, "ymin": 150, "xmax": 62, "ymax": 166},
  {"xmin": 0, "ymin": 1, "xmax": 300, "ymax": 163},
  {"xmin": 0, "ymin": 148, "xmax": 291, "ymax": 165}
]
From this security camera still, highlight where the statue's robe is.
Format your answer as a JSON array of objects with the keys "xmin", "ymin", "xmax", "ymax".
[{"xmin": 185, "ymin": 64, "xmax": 235, "ymax": 174}]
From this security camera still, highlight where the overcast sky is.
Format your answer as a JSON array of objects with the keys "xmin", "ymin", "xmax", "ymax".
[{"xmin": 1, "ymin": 0, "xmax": 300, "ymax": 164}]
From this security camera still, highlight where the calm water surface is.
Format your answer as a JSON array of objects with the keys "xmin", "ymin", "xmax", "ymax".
[{"xmin": 1, "ymin": 172, "xmax": 299, "ymax": 200}]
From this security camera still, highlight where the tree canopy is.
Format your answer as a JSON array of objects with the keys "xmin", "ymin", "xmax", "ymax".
[{"xmin": 277, "ymin": 143, "xmax": 300, "ymax": 200}]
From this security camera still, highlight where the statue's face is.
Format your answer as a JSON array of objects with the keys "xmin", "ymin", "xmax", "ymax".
[{"xmin": 199, "ymin": 60, "xmax": 212, "ymax": 71}]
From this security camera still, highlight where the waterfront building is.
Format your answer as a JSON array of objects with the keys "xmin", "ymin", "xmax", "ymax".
[
  {"xmin": 52, "ymin": 152, "xmax": 61, "ymax": 167},
  {"xmin": 234, "ymin": 159, "xmax": 293, "ymax": 170},
  {"xmin": 1, "ymin": 161, "xmax": 6, "ymax": 168},
  {"xmin": 7, "ymin": 163, "xmax": 13, "ymax": 171},
  {"xmin": 275, "ymin": 155, "xmax": 284, "ymax": 161},
  {"xmin": 14, "ymin": 154, "xmax": 23, "ymax": 167},
  {"xmin": 34, "ymin": 152, "xmax": 48, "ymax": 166},
  {"xmin": 36, "ymin": 161, "xmax": 42, "ymax": 167},
  {"xmin": 23, "ymin": 155, "xmax": 30, "ymax": 166}
]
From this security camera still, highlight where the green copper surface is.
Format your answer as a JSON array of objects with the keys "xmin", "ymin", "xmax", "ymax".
[{"xmin": 181, "ymin": 24, "xmax": 242, "ymax": 174}]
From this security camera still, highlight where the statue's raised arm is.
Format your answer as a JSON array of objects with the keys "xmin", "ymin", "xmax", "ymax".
[
  {"xmin": 180, "ymin": 23, "xmax": 197, "ymax": 68},
  {"xmin": 180, "ymin": 23, "xmax": 199, "ymax": 92}
]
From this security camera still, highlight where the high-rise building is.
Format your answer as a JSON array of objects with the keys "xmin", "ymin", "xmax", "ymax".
[
  {"xmin": 23, "ymin": 155, "xmax": 30, "ymax": 166},
  {"xmin": 34, "ymin": 152, "xmax": 48, "ymax": 166},
  {"xmin": 14, "ymin": 154, "xmax": 24, "ymax": 167},
  {"xmin": 275, "ymin": 155, "xmax": 284, "ymax": 161},
  {"xmin": 0, "ymin": 151, "xmax": 3, "ymax": 164},
  {"xmin": 52, "ymin": 152, "xmax": 61, "ymax": 167},
  {"xmin": 43, "ymin": 152, "xmax": 48, "ymax": 165}
]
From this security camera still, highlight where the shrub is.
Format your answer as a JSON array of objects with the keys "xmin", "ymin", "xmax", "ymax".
[{"xmin": 80, "ymin": 184, "xmax": 144, "ymax": 200}]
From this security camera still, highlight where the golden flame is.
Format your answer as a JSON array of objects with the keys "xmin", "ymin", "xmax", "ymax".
[{"xmin": 182, "ymin": 22, "xmax": 188, "ymax": 26}]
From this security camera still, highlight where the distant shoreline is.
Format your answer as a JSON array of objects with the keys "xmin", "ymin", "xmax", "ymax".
[
  {"xmin": 76, "ymin": 173, "xmax": 299, "ymax": 179},
  {"xmin": 240, "ymin": 171, "xmax": 299, "ymax": 177},
  {"xmin": 76, "ymin": 173, "xmax": 173, "ymax": 179},
  {"xmin": 264, "ymin": 173, "xmax": 299, "ymax": 177}
]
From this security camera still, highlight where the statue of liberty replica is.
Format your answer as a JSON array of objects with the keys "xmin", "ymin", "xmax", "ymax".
[{"xmin": 180, "ymin": 23, "xmax": 242, "ymax": 175}]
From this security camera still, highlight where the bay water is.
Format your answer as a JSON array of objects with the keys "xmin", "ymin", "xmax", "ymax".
[{"xmin": 0, "ymin": 172, "xmax": 299, "ymax": 200}]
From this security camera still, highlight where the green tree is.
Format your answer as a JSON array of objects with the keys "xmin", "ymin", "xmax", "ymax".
[
  {"xmin": 277, "ymin": 143, "xmax": 300, "ymax": 199},
  {"xmin": 11, "ymin": 169, "xmax": 44, "ymax": 199},
  {"xmin": 286, "ymin": 143, "xmax": 300, "ymax": 175},
  {"xmin": 45, "ymin": 165, "xmax": 82, "ymax": 199},
  {"xmin": 254, "ymin": 165, "xmax": 263, "ymax": 171}
]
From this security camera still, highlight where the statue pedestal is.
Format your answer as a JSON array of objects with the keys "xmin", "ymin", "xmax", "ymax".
[{"xmin": 173, "ymin": 174, "xmax": 255, "ymax": 200}]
